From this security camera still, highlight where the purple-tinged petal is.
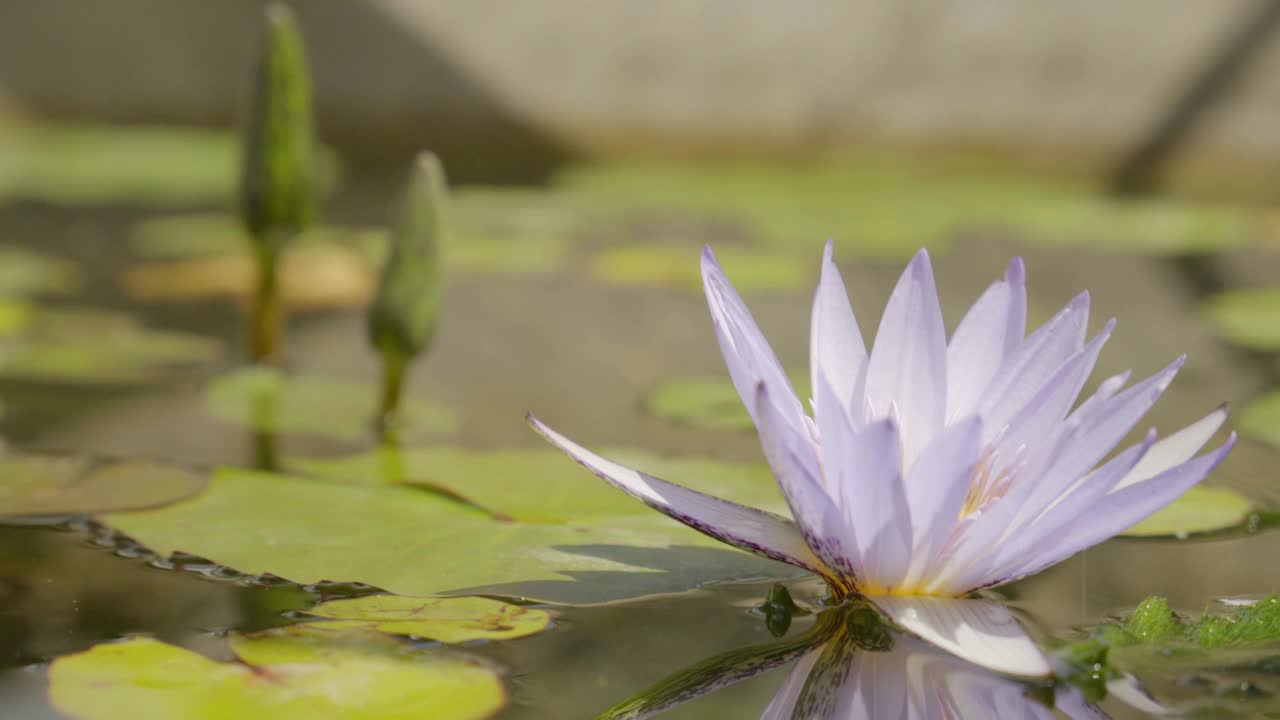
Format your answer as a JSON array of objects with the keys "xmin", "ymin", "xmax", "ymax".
[
  {"xmin": 790, "ymin": 630, "xmax": 862, "ymax": 719},
  {"xmin": 756, "ymin": 382, "xmax": 859, "ymax": 588},
  {"xmin": 701, "ymin": 246, "xmax": 806, "ymax": 434},
  {"xmin": 847, "ymin": 648, "xmax": 908, "ymax": 719},
  {"xmin": 1004, "ymin": 434, "xmax": 1236, "ymax": 583},
  {"xmin": 1067, "ymin": 370, "xmax": 1131, "ymax": 425},
  {"xmin": 1112, "ymin": 405, "xmax": 1228, "ymax": 492},
  {"xmin": 864, "ymin": 249, "xmax": 948, "ymax": 464},
  {"xmin": 980, "ymin": 291, "xmax": 1089, "ymax": 438},
  {"xmin": 759, "ymin": 648, "xmax": 825, "ymax": 720},
  {"xmin": 946, "ymin": 258, "xmax": 1026, "ymax": 421},
  {"xmin": 528, "ymin": 414, "xmax": 830, "ymax": 578},
  {"xmin": 1055, "ymin": 685, "xmax": 1112, "ymax": 720},
  {"xmin": 899, "ymin": 416, "xmax": 983, "ymax": 589},
  {"xmin": 1035, "ymin": 356, "xmax": 1185, "ymax": 496},
  {"xmin": 817, "ymin": 399, "xmax": 911, "ymax": 592},
  {"xmin": 810, "ymin": 241, "xmax": 867, "ymax": 424},
  {"xmin": 868, "ymin": 596, "xmax": 1053, "ymax": 677}
]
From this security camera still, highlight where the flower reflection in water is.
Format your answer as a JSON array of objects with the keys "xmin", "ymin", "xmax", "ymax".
[{"xmin": 597, "ymin": 598, "xmax": 1106, "ymax": 720}]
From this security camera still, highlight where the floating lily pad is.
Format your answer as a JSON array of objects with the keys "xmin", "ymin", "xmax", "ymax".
[
  {"xmin": 0, "ymin": 455, "xmax": 206, "ymax": 516},
  {"xmin": 304, "ymin": 595, "xmax": 551, "ymax": 642},
  {"xmin": 590, "ymin": 245, "xmax": 810, "ymax": 293},
  {"xmin": 0, "ymin": 123, "xmax": 338, "ymax": 207},
  {"xmin": 289, "ymin": 446, "xmax": 788, "ymax": 523},
  {"xmin": 128, "ymin": 213, "xmax": 385, "ymax": 261},
  {"xmin": 123, "ymin": 244, "xmax": 377, "ymax": 310},
  {"xmin": 102, "ymin": 463, "xmax": 802, "ymax": 605},
  {"xmin": 1239, "ymin": 391, "xmax": 1280, "ymax": 449},
  {"xmin": 1120, "ymin": 486, "xmax": 1256, "ymax": 538},
  {"xmin": 0, "ymin": 247, "xmax": 79, "ymax": 297},
  {"xmin": 49, "ymin": 626, "xmax": 505, "ymax": 720},
  {"xmin": 646, "ymin": 375, "xmax": 811, "ymax": 431},
  {"xmin": 204, "ymin": 367, "xmax": 456, "ymax": 441},
  {"xmin": 0, "ymin": 303, "xmax": 222, "ymax": 384},
  {"xmin": 1201, "ymin": 288, "xmax": 1280, "ymax": 351}
]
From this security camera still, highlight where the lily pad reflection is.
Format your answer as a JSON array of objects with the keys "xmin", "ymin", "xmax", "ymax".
[
  {"xmin": 0, "ymin": 455, "xmax": 206, "ymax": 516},
  {"xmin": 303, "ymin": 595, "xmax": 551, "ymax": 642},
  {"xmin": 49, "ymin": 626, "xmax": 505, "ymax": 720}
]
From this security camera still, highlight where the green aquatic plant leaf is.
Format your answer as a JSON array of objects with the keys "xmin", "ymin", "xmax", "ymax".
[
  {"xmin": 1202, "ymin": 288, "xmax": 1280, "ymax": 351},
  {"xmin": 128, "ymin": 213, "xmax": 384, "ymax": 261},
  {"xmin": 0, "ymin": 455, "xmax": 206, "ymax": 516},
  {"xmin": 0, "ymin": 124, "xmax": 239, "ymax": 206},
  {"xmin": 0, "ymin": 247, "xmax": 79, "ymax": 297},
  {"xmin": 49, "ymin": 626, "xmax": 505, "ymax": 720},
  {"xmin": 303, "ymin": 595, "xmax": 551, "ymax": 643},
  {"xmin": 0, "ymin": 303, "xmax": 222, "ymax": 384},
  {"xmin": 1119, "ymin": 485, "xmax": 1256, "ymax": 538},
  {"xmin": 1239, "ymin": 390, "xmax": 1280, "ymax": 449},
  {"xmin": 204, "ymin": 367, "xmax": 456, "ymax": 441},
  {"xmin": 101, "ymin": 463, "xmax": 803, "ymax": 605},
  {"xmin": 1055, "ymin": 595, "xmax": 1280, "ymax": 715},
  {"xmin": 288, "ymin": 446, "xmax": 790, "ymax": 522},
  {"xmin": 646, "ymin": 375, "xmax": 811, "ymax": 432}
]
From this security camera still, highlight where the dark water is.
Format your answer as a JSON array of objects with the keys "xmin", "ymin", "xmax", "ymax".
[{"xmin": 1, "ymin": 187, "xmax": 1279, "ymax": 718}]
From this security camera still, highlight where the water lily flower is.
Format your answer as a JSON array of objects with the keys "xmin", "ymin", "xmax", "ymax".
[{"xmin": 529, "ymin": 244, "xmax": 1234, "ymax": 667}]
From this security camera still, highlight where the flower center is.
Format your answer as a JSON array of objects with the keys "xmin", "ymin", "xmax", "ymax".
[{"xmin": 959, "ymin": 447, "xmax": 1018, "ymax": 519}]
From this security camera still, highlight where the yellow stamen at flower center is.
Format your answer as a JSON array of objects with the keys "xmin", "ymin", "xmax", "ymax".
[{"xmin": 960, "ymin": 449, "xmax": 1015, "ymax": 519}]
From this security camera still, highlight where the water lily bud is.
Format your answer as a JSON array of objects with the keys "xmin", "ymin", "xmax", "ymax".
[
  {"xmin": 239, "ymin": 2, "xmax": 315, "ymax": 249},
  {"xmin": 369, "ymin": 152, "xmax": 446, "ymax": 422}
]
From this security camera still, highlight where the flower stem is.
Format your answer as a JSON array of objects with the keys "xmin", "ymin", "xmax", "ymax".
[{"xmin": 250, "ymin": 248, "xmax": 282, "ymax": 364}]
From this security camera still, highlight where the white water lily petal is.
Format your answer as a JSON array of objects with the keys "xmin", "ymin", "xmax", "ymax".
[
  {"xmin": 1112, "ymin": 405, "xmax": 1228, "ymax": 491},
  {"xmin": 756, "ymin": 382, "xmax": 857, "ymax": 584},
  {"xmin": 1010, "ymin": 435, "xmax": 1236, "ymax": 582},
  {"xmin": 759, "ymin": 648, "xmax": 824, "ymax": 720},
  {"xmin": 701, "ymin": 247, "xmax": 806, "ymax": 436},
  {"xmin": 528, "ymin": 414, "xmax": 827, "ymax": 577},
  {"xmin": 946, "ymin": 258, "xmax": 1026, "ymax": 421},
  {"xmin": 869, "ymin": 596, "xmax": 1053, "ymax": 677},
  {"xmin": 811, "ymin": 241, "xmax": 867, "ymax": 423},
  {"xmin": 864, "ymin": 249, "xmax": 947, "ymax": 464},
  {"xmin": 900, "ymin": 416, "xmax": 983, "ymax": 588}
]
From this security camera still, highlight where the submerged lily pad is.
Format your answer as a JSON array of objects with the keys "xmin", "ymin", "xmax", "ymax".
[
  {"xmin": 0, "ymin": 455, "xmax": 205, "ymax": 516},
  {"xmin": 0, "ymin": 303, "xmax": 222, "ymax": 384},
  {"xmin": 1120, "ymin": 485, "xmax": 1256, "ymax": 538},
  {"xmin": 49, "ymin": 626, "xmax": 505, "ymax": 720},
  {"xmin": 304, "ymin": 595, "xmax": 552, "ymax": 642},
  {"xmin": 1239, "ymin": 391, "xmax": 1280, "ymax": 449},
  {"xmin": 102, "ymin": 462, "xmax": 802, "ymax": 605},
  {"xmin": 590, "ymin": 245, "xmax": 810, "ymax": 293},
  {"xmin": 646, "ymin": 375, "xmax": 810, "ymax": 431},
  {"xmin": 204, "ymin": 367, "xmax": 456, "ymax": 441},
  {"xmin": 1201, "ymin": 288, "xmax": 1280, "ymax": 351}
]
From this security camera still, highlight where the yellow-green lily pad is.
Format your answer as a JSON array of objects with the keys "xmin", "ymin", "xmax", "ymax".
[
  {"xmin": 128, "ymin": 213, "xmax": 385, "ymax": 261},
  {"xmin": 1201, "ymin": 288, "xmax": 1280, "ymax": 351},
  {"xmin": 645, "ymin": 375, "xmax": 811, "ymax": 432},
  {"xmin": 1120, "ymin": 485, "xmax": 1256, "ymax": 538},
  {"xmin": 0, "ymin": 303, "xmax": 222, "ymax": 384},
  {"xmin": 49, "ymin": 626, "xmax": 505, "ymax": 720},
  {"xmin": 303, "ymin": 595, "xmax": 551, "ymax": 642},
  {"xmin": 0, "ymin": 455, "xmax": 206, "ymax": 516},
  {"xmin": 0, "ymin": 247, "xmax": 79, "ymax": 297},
  {"xmin": 101, "ymin": 463, "xmax": 802, "ymax": 605},
  {"xmin": 204, "ymin": 367, "xmax": 456, "ymax": 441}
]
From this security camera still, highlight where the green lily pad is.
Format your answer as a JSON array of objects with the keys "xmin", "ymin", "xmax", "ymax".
[
  {"xmin": 129, "ymin": 213, "xmax": 385, "ymax": 261},
  {"xmin": 0, "ymin": 455, "xmax": 206, "ymax": 516},
  {"xmin": 49, "ymin": 626, "xmax": 505, "ymax": 720},
  {"xmin": 0, "ymin": 123, "xmax": 338, "ymax": 207},
  {"xmin": 590, "ymin": 245, "xmax": 810, "ymax": 293},
  {"xmin": 303, "ymin": 595, "xmax": 552, "ymax": 642},
  {"xmin": 645, "ymin": 375, "xmax": 811, "ymax": 432},
  {"xmin": 0, "ymin": 247, "xmax": 79, "ymax": 297},
  {"xmin": 1201, "ymin": 288, "xmax": 1280, "ymax": 351},
  {"xmin": 1120, "ymin": 486, "xmax": 1256, "ymax": 538},
  {"xmin": 204, "ymin": 367, "xmax": 456, "ymax": 441},
  {"xmin": 288, "ymin": 446, "xmax": 789, "ymax": 523},
  {"xmin": 101, "ymin": 463, "xmax": 802, "ymax": 605},
  {"xmin": 1239, "ymin": 390, "xmax": 1280, "ymax": 449},
  {"xmin": 0, "ymin": 303, "xmax": 222, "ymax": 384}
]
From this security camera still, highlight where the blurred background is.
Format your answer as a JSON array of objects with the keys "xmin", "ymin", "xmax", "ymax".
[{"xmin": 3, "ymin": 2, "xmax": 1280, "ymax": 718}]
